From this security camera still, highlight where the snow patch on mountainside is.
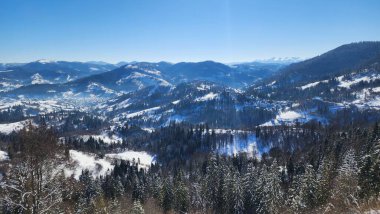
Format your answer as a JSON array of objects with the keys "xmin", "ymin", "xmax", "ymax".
[
  {"xmin": 338, "ymin": 73, "xmax": 380, "ymax": 88},
  {"xmin": 172, "ymin": 100, "xmax": 181, "ymax": 105},
  {"xmin": 65, "ymin": 150, "xmax": 113, "ymax": 179},
  {"xmin": 36, "ymin": 59, "xmax": 56, "ymax": 64},
  {"xmin": 217, "ymin": 133, "xmax": 260, "ymax": 158},
  {"xmin": 65, "ymin": 149, "xmax": 155, "ymax": 179},
  {"xmin": 31, "ymin": 73, "xmax": 51, "ymax": 84},
  {"xmin": 87, "ymin": 82, "xmax": 115, "ymax": 94},
  {"xmin": 277, "ymin": 111, "xmax": 303, "ymax": 120},
  {"xmin": 0, "ymin": 151, "xmax": 9, "ymax": 161},
  {"xmin": 0, "ymin": 82, "xmax": 23, "ymax": 92},
  {"xmin": 143, "ymin": 69, "xmax": 161, "ymax": 76},
  {"xmin": 80, "ymin": 132, "xmax": 123, "ymax": 144},
  {"xmin": 125, "ymin": 106, "xmax": 161, "ymax": 119},
  {"xmin": 195, "ymin": 92, "xmax": 218, "ymax": 102},
  {"xmin": 197, "ymin": 84, "xmax": 211, "ymax": 91},
  {"xmin": 114, "ymin": 98, "xmax": 131, "ymax": 110},
  {"xmin": 105, "ymin": 150, "xmax": 155, "ymax": 168},
  {"xmin": 116, "ymin": 72, "xmax": 171, "ymax": 88},
  {"xmin": 300, "ymin": 80, "xmax": 328, "ymax": 90},
  {"xmin": 260, "ymin": 110, "xmax": 304, "ymax": 126},
  {"xmin": 0, "ymin": 120, "xmax": 28, "ymax": 134},
  {"xmin": 372, "ymin": 87, "xmax": 380, "ymax": 93}
]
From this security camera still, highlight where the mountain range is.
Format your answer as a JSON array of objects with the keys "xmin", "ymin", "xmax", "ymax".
[{"xmin": 1, "ymin": 41, "xmax": 380, "ymax": 129}]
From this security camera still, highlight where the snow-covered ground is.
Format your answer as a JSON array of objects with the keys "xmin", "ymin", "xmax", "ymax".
[
  {"xmin": 260, "ymin": 110, "xmax": 304, "ymax": 126},
  {"xmin": 195, "ymin": 92, "xmax": 219, "ymax": 102},
  {"xmin": 299, "ymin": 80, "xmax": 328, "ymax": 90},
  {"xmin": 65, "ymin": 149, "xmax": 156, "ymax": 179},
  {"xmin": 260, "ymin": 109, "xmax": 327, "ymax": 126},
  {"xmin": 0, "ymin": 120, "xmax": 28, "ymax": 134},
  {"xmin": 217, "ymin": 132, "xmax": 260, "ymax": 158},
  {"xmin": 0, "ymin": 97, "xmax": 82, "ymax": 115},
  {"xmin": 338, "ymin": 72, "xmax": 380, "ymax": 88},
  {"xmin": 105, "ymin": 150, "xmax": 155, "ymax": 168},
  {"xmin": 0, "ymin": 150, "xmax": 9, "ymax": 161},
  {"xmin": 31, "ymin": 73, "xmax": 51, "ymax": 84},
  {"xmin": 80, "ymin": 132, "xmax": 123, "ymax": 144},
  {"xmin": 214, "ymin": 130, "xmax": 270, "ymax": 159},
  {"xmin": 65, "ymin": 150, "xmax": 113, "ymax": 179},
  {"xmin": 125, "ymin": 106, "xmax": 161, "ymax": 119}
]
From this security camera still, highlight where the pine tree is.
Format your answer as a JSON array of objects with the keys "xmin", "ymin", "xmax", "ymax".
[
  {"xmin": 299, "ymin": 164, "xmax": 318, "ymax": 210},
  {"xmin": 332, "ymin": 149, "xmax": 359, "ymax": 209},
  {"xmin": 370, "ymin": 139, "xmax": 380, "ymax": 197},
  {"xmin": 131, "ymin": 200, "xmax": 145, "ymax": 214},
  {"xmin": 205, "ymin": 153, "xmax": 220, "ymax": 209},
  {"xmin": 315, "ymin": 159, "xmax": 333, "ymax": 206},
  {"xmin": 258, "ymin": 161, "xmax": 284, "ymax": 213},
  {"xmin": 173, "ymin": 170, "xmax": 190, "ymax": 213},
  {"xmin": 242, "ymin": 162, "xmax": 257, "ymax": 212},
  {"xmin": 0, "ymin": 126, "xmax": 65, "ymax": 213},
  {"xmin": 233, "ymin": 172, "xmax": 245, "ymax": 214},
  {"xmin": 160, "ymin": 178, "xmax": 173, "ymax": 213},
  {"xmin": 288, "ymin": 174, "xmax": 304, "ymax": 213}
]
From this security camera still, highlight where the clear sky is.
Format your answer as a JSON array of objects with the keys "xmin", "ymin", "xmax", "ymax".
[{"xmin": 0, "ymin": 0, "xmax": 379, "ymax": 63}]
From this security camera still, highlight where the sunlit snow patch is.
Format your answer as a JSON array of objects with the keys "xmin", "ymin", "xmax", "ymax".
[
  {"xmin": 65, "ymin": 150, "xmax": 113, "ymax": 180},
  {"xmin": 260, "ymin": 110, "xmax": 304, "ymax": 126},
  {"xmin": 0, "ymin": 120, "xmax": 28, "ymax": 134},
  {"xmin": 105, "ymin": 150, "xmax": 155, "ymax": 169},
  {"xmin": 0, "ymin": 151, "xmax": 9, "ymax": 161},
  {"xmin": 194, "ymin": 92, "xmax": 218, "ymax": 102},
  {"xmin": 80, "ymin": 132, "xmax": 123, "ymax": 144},
  {"xmin": 299, "ymin": 80, "xmax": 328, "ymax": 90}
]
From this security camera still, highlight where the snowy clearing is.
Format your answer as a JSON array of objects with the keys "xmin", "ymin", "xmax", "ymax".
[
  {"xmin": 65, "ymin": 150, "xmax": 113, "ymax": 180},
  {"xmin": 338, "ymin": 73, "xmax": 380, "ymax": 88},
  {"xmin": 276, "ymin": 111, "xmax": 303, "ymax": 121},
  {"xmin": 65, "ymin": 149, "xmax": 155, "ymax": 180},
  {"xmin": 105, "ymin": 150, "xmax": 155, "ymax": 168},
  {"xmin": 125, "ymin": 106, "xmax": 161, "ymax": 118},
  {"xmin": 0, "ymin": 120, "xmax": 28, "ymax": 134},
  {"xmin": 299, "ymin": 80, "xmax": 328, "ymax": 90},
  {"xmin": 80, "ymin": 133, "xmax": 123, "ymax": 144}
]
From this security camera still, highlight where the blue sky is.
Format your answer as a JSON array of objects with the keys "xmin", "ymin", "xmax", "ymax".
[{"xmin": 0, "ymin": 0, "xmax": 379, "ymax": 63}]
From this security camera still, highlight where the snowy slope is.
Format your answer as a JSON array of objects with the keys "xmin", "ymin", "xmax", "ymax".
[{"xmin": 0, "ymin": 120, "xmax": 28, "ymax": 134}]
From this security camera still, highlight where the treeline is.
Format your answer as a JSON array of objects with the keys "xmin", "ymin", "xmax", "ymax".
[
  {"xmin": 0, "ymin": 106, "xmax": 24, "ymax": 123},
  {"xmin": 36, "ymin": 110, "xmax": 106, "ymax": 133}
]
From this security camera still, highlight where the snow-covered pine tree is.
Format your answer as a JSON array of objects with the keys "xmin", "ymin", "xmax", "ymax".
[
  {"xmin": 205, "ymin": 153, "xmax": 220, "ymax": 209},
  {"xmin": 299, "ymin": 164, "xmax": 318, "ymax": 210},
  {"xmin": 160, "ymin": 178, "xmax": 173, "ymax": 213},
  {"xmin": 332, "ymin": 149, "xmax": 359, "ymax": 209},
  {"xmin": 0, "ymin": 125, "xmax": 65, "ymax": 213},
  {"xmin": 173, "ymin": 171, "xmax": 190, "ymax": 213},
  {"xmin": 315, "ymin": 158, "xmax": 333, "ymax": 208},
  {"xmin": 242, "ymin": 162, "xmax": 257, "ymax": 212},
  {"xmin": 259, "ymin": 160, "xmax": 284, "ymax": 213},
  {"xmin": 233, "ymin": 171, "xmax": 245, "ymax": 214},
  {"xmin": 131, "ymin": 200, "xmax": 145, "ymax": 214}
]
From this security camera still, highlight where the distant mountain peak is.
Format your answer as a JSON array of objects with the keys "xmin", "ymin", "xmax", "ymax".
[{"xmin": 36, "ymin": 59, "xmax": 57, "ymax": 64}]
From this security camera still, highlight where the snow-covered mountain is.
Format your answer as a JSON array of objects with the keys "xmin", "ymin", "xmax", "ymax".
[
  {"xmin": 0, "ymin": 60, "xmax": 117, "ymax": 92},
  {"xmin": 1, "ymin": 42, "xmax": 380, "ymax": 130},
  {"xmin": 1, "ymin": 60, "xmax": 286, "ymax": 99}
]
